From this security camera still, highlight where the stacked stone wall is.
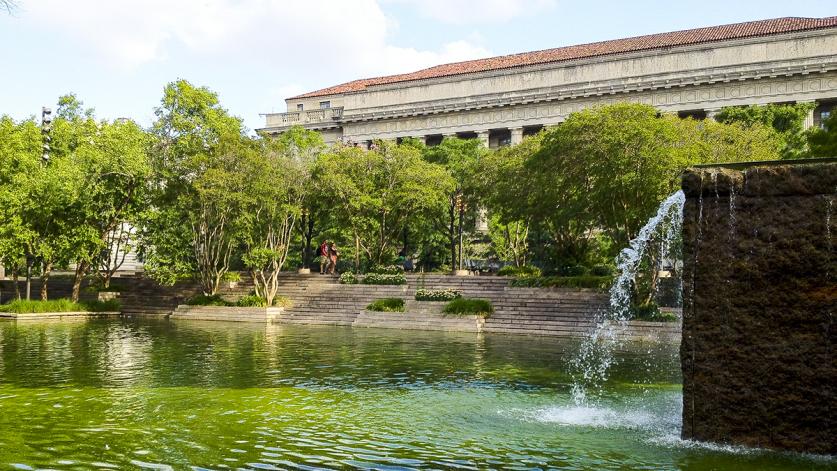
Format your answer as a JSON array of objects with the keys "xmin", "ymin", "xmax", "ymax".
[{"xmin": 681, "ymin": 161, "xmax": 836, "ymax": 454}]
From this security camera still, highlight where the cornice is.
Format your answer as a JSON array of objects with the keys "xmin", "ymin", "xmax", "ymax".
[{"xmin": 339, "ymin": 54, "xmax": 837, "ymax": 123}]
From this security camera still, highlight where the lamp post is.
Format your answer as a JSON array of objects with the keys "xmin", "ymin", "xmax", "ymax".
[{"xmin": 41, "ymin": 107, "xmax": 52, "ymax": 165}]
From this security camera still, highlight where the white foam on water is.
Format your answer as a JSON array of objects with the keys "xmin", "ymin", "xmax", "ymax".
[{"xmin": 529, "ymin": 405, "xmax": 658, "ymax": 429}]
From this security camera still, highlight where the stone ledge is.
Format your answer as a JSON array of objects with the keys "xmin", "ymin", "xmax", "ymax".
[
  {"xmin": 171, "ymin": 305, "xmax": 284, "ymax": 323},
  {"xmin": 0, "ymin": 311, "xmax": 120, "ymax": 321}
]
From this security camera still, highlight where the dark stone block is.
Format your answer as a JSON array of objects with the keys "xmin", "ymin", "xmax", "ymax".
[{"xmin": 681, "ymin": 161, "xmax": 836, "ymax": 454}]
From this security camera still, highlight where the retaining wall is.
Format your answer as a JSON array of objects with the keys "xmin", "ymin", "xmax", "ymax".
[{"xmin": 680, "ymin": 161, "xmax": 836, "ymax": 454}]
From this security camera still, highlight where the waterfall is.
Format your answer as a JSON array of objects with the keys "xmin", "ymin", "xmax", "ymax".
[{"xmin": 570, "ymin": 190, "xmax": 686, "ymax": 405}]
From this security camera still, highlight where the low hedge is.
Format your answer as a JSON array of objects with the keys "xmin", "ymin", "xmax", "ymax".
[
  {"xmin": 443, "ymin": 298, "xmax": 493, "ymax": 318},
  {"xmin": 339, "ymin": 272, "xmax": 358, "ymax": 284},
  {"xmin": 186, "ymin": 294, "xmax": 233, "ymax": 306},
  {"xmin": 361, "ymin": 273, "xmax": 406, "ymax": 285},
  {"xmin": 497, "ymin": 265, "xmax": 542, "ymax": 277},
  {"xmin": 631, "ymin": 303, "xmax": 679, "ymax": 322},
  {"xmin": 370, "ymin": 264, "xmax": 403, "ymax": 275},
  {"xmin": 0, "ymin": 298, "xmax": 121, "ymax": 314},
  {"xmin": 366, "ymin": 298, "xmax": 405, "ymax": 312},
  {"xmin": 236, "ymin": 295, "xmax": 267, "ymax": 307},
  {"xmin": 509, "ymin": 275, "xmax": 612, "ymax": 291},
  {"xmin": 415, "ymin": 288, "xmax": 461, "ymax": 301}
]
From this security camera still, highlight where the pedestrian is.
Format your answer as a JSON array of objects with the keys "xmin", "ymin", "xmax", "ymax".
[
  {"xmin": 328, "ymin": 242, "xmax": 340, "ymax": 274},
  {"xmin": 319, "ymin": 240, "xmax": 330, "ymax": 274}
]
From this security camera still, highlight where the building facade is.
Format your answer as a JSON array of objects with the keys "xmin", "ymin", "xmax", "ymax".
[{"xmin": 258, "ymin": 16, "xmax": 837, "ymax": 148}]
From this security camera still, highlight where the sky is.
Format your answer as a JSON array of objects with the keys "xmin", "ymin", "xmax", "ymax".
[{"xmin": 1, "ymin": 0, "xmax": 835, "ymax": 133}]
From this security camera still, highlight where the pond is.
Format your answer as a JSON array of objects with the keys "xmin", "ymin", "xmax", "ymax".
[{"xmin": 0, "ymin": 319, "xmax": 830, "ymax": 470}]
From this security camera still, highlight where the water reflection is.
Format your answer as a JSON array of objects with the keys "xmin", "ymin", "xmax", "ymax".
[{"xmin": 0, "ymin": 319, "xmax": 829, "ymax": 470}]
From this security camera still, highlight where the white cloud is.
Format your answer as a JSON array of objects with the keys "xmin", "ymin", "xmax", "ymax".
[
  {"xmin": 386, "ymin": 0, "xmax": 557, "ymax": 25},
  {"xmin": 15, "ymin": 0, "xmax": 495, "ymax": 127}
]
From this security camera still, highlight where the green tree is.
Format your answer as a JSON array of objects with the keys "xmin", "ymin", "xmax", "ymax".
[
  {"xmin": 715, "ymin": 103, "xmax": 815, "ymax": 159},
  {"xmin": 315, "ymin": 141, "xmax": 453, "ymax": 270},
  {"xmin": 141, "ymin": 79, "xmax": 249, "ymax": 295},
  {"xmin": 807, "ymin": 111, "xmax": 837, "ymax": 157},
  {"xmin": 422, "ymin": 137, "xmax": 487, "ymax": 271}
]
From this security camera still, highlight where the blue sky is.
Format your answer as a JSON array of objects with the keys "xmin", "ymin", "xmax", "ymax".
[{"xmin": 1, "ymin": 0, "xmax": 834, "ymax": 132}]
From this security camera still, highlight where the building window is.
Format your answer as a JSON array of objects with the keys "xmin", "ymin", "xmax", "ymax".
[
  {"xmin": 821, "ymin": 110, "xmax": 831, "ymax": 129},
  {"xmin": 296, "ymin": 103, "xmax": 304, "ymax": 111},
  {"xmin": 320, "ymin": 101, "xmax": 331, "ymax": 109}
]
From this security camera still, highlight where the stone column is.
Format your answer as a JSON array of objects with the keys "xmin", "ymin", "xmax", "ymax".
[
  {"xmin": 705, "ymin": 108, "xmax": 721, "ymax": 121},
  {"xmin": 799, "ymin": 101, "xmax": 816, "ymax": 130},
  {"xmin": 510, "ymin": 127, "xmax": 524, "ymax": 146},
  {"xmin": 476, "ymin": 130, "xmax": 490, "ymax": 148}
]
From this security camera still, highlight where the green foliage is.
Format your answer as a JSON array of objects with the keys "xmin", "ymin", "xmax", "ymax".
[
  {"xmin": 0, "ymin": 299, "xmax": 84, "ymax": 313},
  {"xmin": 222, "ymin": 271, "xmax": 242, "ymax": 282},
  {"xmin": 557, "ymin": 265, "xmax": 588, "ymax": 276},
  {"xmin": 509, "ymin": 276, "xmax": 612, "ymax": 291},
  {"xmin": 590, "ymin": 264, "xmax": 614, "ymax": 277},
  {"xmin": 82, "ymin": 299, "xmax": 122, "ymax": 312},
  {"xmin": 0, "ymin": 298, "xmax": 118, "ymax": 313},
  {"xmin": 339, "ymin": 272, "xmax": 358, "ymax": 284},
  {"xmin": 630, "ymin": 303, "xmax": 679, "ymax": 322},
  {"xmin": 715, "ymin": 103, "xmax": 815, "ymax": 159},
  {"xmin": 315, "ymin": 142, "xmax": 454, "ymax": 268},
  {"xmin": 442, "ymin": 298, "xmax": 493, "ymax": 317},
  {"xmin": 370, "ymin": 264, "xmax": 403, "ymax": 275},
  {"xmin": 186, "ymin": 294, "xmax": 233, "ymax": 306},
  {"xmin": 366, "ymin": 298, "xmax": 405, "ymax": 312},
  {"xmin": 807, "ymin": 111, "xmax": 837, "ymax": 158},
  {"xmin": 414, "ymin": 288, "xmax": 461, "ymax": 301},
  {"xmin": 497, "ymin": 265, "xmax": 541, "ymax": 277},
  {"xmin": 361, "ymin": 273, "xmax": 406, "ymax": 285},
  {"xmin": 272, "ymin": 295, "xmax": 293, "ymax": 308},
  {"xmin": 236, "ymin": 294, "xmax": 267, "ymax": 307}
]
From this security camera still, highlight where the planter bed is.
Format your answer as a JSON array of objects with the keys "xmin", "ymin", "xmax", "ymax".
[
  {"xmin": 171, "ymin": 305, "xmax": 284, "ymax": 323},
  {"xmin": 0, "ymin": 311, "xmax": 120, "ymax": 321}
]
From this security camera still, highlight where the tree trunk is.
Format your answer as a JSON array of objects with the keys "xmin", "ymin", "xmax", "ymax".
[
  {"xmin": 40, "ymin": 261, "xmax": 52, "ymax": 301},
  {"xmin": 25, "ymin": 257, "xmax": 32, "ymax": 301},
  {"xmin": 448, "ymin": 200, "xmax": 456, "ymax": 268},
  {"xmin": 12, "ymin": 269, "xmax": 20, "ymax": 300},
  {"xmin": 71, "ymin": 260, "xmax": 89, "ymax": 303}
]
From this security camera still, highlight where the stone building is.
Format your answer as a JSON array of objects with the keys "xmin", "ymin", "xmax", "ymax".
[{"xmin": 258, "ymin": 16, "xmax": 837, "ymax": 148}]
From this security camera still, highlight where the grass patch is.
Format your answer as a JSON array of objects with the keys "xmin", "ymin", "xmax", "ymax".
[
  {"xmin": 509, "ymin": 275, "xmax": 612, "ymax": 291},
  {"xmin": 236, "ymin": 295, "xmax": 267, "ymax": 307},
  {"xmin": 443, "ymin": 298, "xmax": 493, "ymax": 318},
  {"xmin": 366, "ymin": 298, "xmax": 405, "ymax": 312},
  {"xmin": 0, "ymin": 298, "xmax": 121, "ymax": 314}
]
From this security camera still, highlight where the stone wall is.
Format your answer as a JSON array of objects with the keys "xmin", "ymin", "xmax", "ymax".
[{"xmin": 680, "ymin": 161, "xmax": 836, "ymax": 454}]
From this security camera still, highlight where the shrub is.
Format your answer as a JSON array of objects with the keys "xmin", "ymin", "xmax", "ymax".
[
  {"xmin": 273, "ymin": 295, "xmax": 294, "ymax": 308},
  {"xmin": 370, "ymin": 264, "xmax": 403, "ymax": 275},
  {"xmin": 81, "ymin": 299, "xmax": 122, "ymax": 312},
  {"xmin": 236, "ymin": 295, "xmax": 267, "ymax": 307},
  {"xmin": 366, "ymin": 298, "xmax": 405, "ymax": 312},
  {"xmin": 186, "ymin": 294, "xmax": 233, "ymax": 306},
  {"xmin": 222, "ymin": 272, "xmax": 242, "ymax": 282},
  {"xmin": 509, "ymin": 275, "xmax": 612, "ymax": 291},
  {"xmin": 443, "ymin": 298, "xmax": 493, "ymax": 318},
  {"xmin": 415, "ymin": 288, "xmax": 461, "ymax": 301},
  {"xmin": 0, "ymin": 299, "xmax": 85, "ymax": 314},
  {"xmin": 339, "ymin": 272, "xmax": 358, "ymax": 284},
  {"xmin": 630, "ymin": 303, "xmax": 679, "ymax": 322},
  {"xmin": 361, "ymin": 273, "xmax": 406, "ymax": 285},
  {"xmin": 558, "ymin": 265, "xmax": 589, "ymax": 276},
  {"xmin": 590, "ymin": 264, "xmax": 614, "ymax": 277},
  {"xmin": 497, "ymin": 265, "xmax": 542, "ymax": 277}
]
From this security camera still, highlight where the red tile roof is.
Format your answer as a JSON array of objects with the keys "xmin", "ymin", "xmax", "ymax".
[{"xmin": 291, "ymin": 16, "xmax": 837, "ymax": 99}]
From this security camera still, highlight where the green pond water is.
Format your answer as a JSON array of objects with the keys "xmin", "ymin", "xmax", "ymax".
[{"xmin": 0, "ymin": 319, "xmax": 831, "ymax": 470}]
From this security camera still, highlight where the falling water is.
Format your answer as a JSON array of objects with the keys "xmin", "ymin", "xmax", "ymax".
[{"xmin": 570, "ymin": 190, "xmax": 686, "ymax": 405}]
